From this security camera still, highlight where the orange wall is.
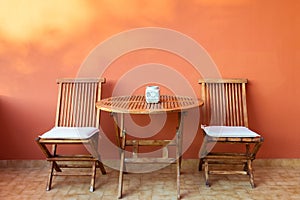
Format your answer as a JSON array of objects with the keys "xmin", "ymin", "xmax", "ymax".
[{"xmin": 0, "ymin": 0, "xmax": 299, "ymax": 159}]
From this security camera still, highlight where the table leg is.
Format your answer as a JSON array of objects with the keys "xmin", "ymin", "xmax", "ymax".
[
  {"xmin": 176, "ymin": 112, "xmax": 184, "ymax": 200},
  {"xmin": 118, "ymin": 147, "xmax": 125, "ymax": 198},
  {"xmin": 117, "ymin": 113, "xmax": 126, "ymax": 199}
]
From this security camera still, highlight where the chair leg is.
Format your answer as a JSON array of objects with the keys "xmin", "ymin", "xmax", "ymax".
[
  {"xmin": 46, "ymin": 161, "xmax": 55, "ymax": 191},
  {"xmin": 178, "ymin": 156, "xmax": 182, "ymax": 171},
  {"xmin": 244, "ymin": 163, "xmax": 249, "ymax": 172},
  {"xmin": 244, "ymin": 144, "xmax": 250, "ymax": 172},
  {"xmin": 199, "ymin": 135, "xmax": 209, "ymax": 171},
  {"xmin": 204, "ymin": 161, "xmax": 210, "ymax": 187},
  {"xmin": 90, "ymin": 161, "xmax": 97, "ymax": 192},
  {"xmin": 198, "ymin": 158, "xmax": 203, "ymax": 171},
  {"xmin": 89, "ymin": 134, "xmax": 107, "ymax": 176},
  {"xmin": 247, "ymin": 159, "xmax": 255, "ymax": 188},
  {"xmin": 97, "ymin": 160, "xmax": 107, "ymax": 175}
]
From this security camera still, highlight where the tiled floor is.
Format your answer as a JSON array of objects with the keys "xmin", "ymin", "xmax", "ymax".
[{"xmin": 0, "ymin": 160, "xmax": 299, "ymax": 200}]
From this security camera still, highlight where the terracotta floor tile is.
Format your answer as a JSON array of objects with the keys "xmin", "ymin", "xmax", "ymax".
[{"xmin": 0, "ymin": 159, "xmax": 299, "ymax": 199}]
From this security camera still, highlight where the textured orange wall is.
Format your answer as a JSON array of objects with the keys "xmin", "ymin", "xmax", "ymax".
[{"xmin": 0, "ymin": 0, "xmax": 299, "ymax": 159}]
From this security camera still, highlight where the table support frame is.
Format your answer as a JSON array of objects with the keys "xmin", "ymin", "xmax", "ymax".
[{"xmin": 113, "ymin": 112, "xmax": 185, "ymax": 199}]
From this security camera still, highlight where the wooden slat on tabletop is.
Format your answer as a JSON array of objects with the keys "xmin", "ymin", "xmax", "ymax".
[{"xmin": 97, "ymin": 95, "xmax": 201, "ymax": 114}]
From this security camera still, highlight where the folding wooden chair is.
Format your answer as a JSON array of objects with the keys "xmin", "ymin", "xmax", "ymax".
[
  {"xmin": 198, "ymin": 79, "xmax": 263, "ymax": 188},
  {"xmin": 36, "ymin": 78, "xmax": 106, "ymax": 192}
]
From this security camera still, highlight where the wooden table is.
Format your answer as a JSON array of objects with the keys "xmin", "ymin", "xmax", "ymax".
[{"xmin": 96, "ymin": 95, "xmax": 203, "ymax": 199}]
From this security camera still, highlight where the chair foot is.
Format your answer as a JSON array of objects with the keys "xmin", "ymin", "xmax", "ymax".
[
  {"xmin": 249, "ymin": 174, "xmax": 255, "ymax": 188},
  {"xmin": 89, "ymin": 186, "xmax": 95, "ymax": 192},
  {"xmin": 205, "ymin": 181, "xmax": 210, "ymax": 187},
  {"xmin": 117, "ymin": 186, "xmax": 123, "ymax": 199}
]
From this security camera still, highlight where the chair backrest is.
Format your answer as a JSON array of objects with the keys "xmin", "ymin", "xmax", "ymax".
[
  {"xmin": 55, "ymin": 78, "xmax": 105, "ymax": 128},
  {"xmin": 199, "ymin": 78, "xmax": 248, "ymax": 127}
]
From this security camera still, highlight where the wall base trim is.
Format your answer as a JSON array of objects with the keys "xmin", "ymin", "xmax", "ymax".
[{"xmin": 1, "ymin": 158, "xmax": 300, "ymax": 168}]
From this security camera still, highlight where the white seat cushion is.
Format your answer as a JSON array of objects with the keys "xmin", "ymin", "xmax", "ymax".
[
  {"xmin": 39, "ymin": 127, "xmax": 99, "ymax": 139},
  {"xmin": 202, "ymin": 126, "xmax": 260, "ymax": 138}
]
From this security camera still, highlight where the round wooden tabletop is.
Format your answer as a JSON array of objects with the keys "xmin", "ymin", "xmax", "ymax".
[{"xmin": 96, "ymin": 95, "xmax": 203, "ymax": 114}]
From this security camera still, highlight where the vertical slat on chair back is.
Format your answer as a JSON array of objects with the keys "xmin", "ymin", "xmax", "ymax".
[
  {"xmin": 55, "ymin": 78, "xmax": 105, "ymax": 128},
  {"xmin": 199, "ymin": 79, "xmax": 248, "ymax": 127}
]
